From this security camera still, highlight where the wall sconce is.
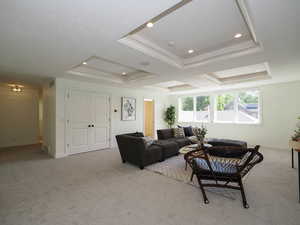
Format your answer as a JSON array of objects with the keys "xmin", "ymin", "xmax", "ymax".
[{"xmin": 8, "ymin": 84, "xmax": 23, "ymax": 92}]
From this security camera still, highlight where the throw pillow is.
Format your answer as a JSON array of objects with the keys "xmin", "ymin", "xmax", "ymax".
[
  {"xmin": 142, "ymin": 136, "xmax": 154, "ymax": 148},
  {"xmin": 177, "ymin": 125, "xmax": 194, "ymax": 137},
  {"xmin": 174, "ymin": 127, "xmax": 185, "ymax": 138}
]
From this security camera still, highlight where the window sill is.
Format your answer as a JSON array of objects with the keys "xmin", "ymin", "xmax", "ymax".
[{"xmin": 213, "ymin": 121, "xmax": 261, "ymax": 125}]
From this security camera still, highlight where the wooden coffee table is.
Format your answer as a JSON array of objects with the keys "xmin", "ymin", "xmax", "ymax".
[
  {"xmin": 179, "ymin": 144, "xmax": 212, "ymax": 170},
  {"xmin": 179, "ymin": 143, "xmax": 212, "ymax": 154}
]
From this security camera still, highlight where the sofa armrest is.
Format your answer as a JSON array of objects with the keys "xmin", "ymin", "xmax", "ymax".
[{"xmin": 116, "ymin": 135, "xmax": 146, "ymax": 165}]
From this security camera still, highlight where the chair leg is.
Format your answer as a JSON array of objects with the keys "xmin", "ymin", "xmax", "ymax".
[
  {"xmin": 196, "ymin": 176, "xmax": 209, "ymax": 204},
  {"xmin": 238, "ymin": 179, "xmax": 249, "ymax": 208},
  {"xmin": 190, "ymin": 172, "xmax": 194, "ymax": 182}
]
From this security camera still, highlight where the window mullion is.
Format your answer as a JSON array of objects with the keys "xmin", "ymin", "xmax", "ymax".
[
  {"xmin": 234, "ymin": 92, "xmax": 238, "ymax": 123},
  {"xmin": 193, "ymin": 96, "xmax": 196, "ymax": 122}
]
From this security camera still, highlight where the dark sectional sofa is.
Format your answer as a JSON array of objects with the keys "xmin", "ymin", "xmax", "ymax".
[
  {"xmin": 116, "ymin": 128, "xmax": 248, "ymax": 169},
  {"xmin": 115, "ymin": 130, "xmax": 192, "ymax": 169}
]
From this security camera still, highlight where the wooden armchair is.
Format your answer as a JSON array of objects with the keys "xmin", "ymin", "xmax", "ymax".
[{"xmin": 191, "ymin": 145, "xmax": 263, "ymax": 208}]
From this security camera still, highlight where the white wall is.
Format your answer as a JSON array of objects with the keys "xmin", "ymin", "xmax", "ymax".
[
  {"xmin": 54, "ymin": 78, "xmax": 169, "ymax": 158},
  {"xmin": 169, "ymin": 81, "xmax": 300, "ymax": 150},
  {"xmin": 0, "ymin": 84, "xmax": 39, "ymax": 148}
]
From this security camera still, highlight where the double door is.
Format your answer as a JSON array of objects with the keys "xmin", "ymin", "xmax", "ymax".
[{"xmin": 69, "ymin": 90, "xmax": 110, "ymax": 154}]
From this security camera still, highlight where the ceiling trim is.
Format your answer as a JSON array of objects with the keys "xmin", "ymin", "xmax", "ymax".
[
  {"xmin": 127, "ymin": 0, "xmax": 192, "ymax": 36},
  {"xmin": 119, "ymin": 0, "xmax": 262, "ymax": 69},
  {"xmin": 67, "ymin": 56, "xmax": 156, "ymax": 84}
]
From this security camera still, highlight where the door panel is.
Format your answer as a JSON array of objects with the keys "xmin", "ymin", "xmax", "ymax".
[
  {"xmin": 70, "ymin": 90, "xmax": 93, "ymax": 154},
  {"xmin": 69, "ymin": 91, "xmax": 110, "ymax": 154},
  {"xmin": 91, "ymin": 94, "xmax": 110, "ymax": 150}
]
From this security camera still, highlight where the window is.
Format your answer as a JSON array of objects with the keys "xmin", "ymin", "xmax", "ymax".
[
  {"xmin": 214, "ymin": 90, "xmax": 260, "ymax": 124},
  {"xmin": 179, "ymin": 97, "xmax": 194, "ymax": 122},
  {"xmin": 195, "ymin": 96, "xmax": 210, "ymax": 122},
  {"xmin": 237, "ymin": 90, "xmax": 259, "ymax": 123},
  {"xmin": 215, "ymin": 93, "xmax": 235, "ymax": 122},
  {"xmin": 179, "ymin": 96, "xmax": 210, "ymax": 122},
  {"xmin": 178, "ymin": 90, "xmax": 260, "ymax": 124}
]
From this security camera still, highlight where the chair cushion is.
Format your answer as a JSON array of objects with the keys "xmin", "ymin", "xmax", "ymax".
[
  {"xmin": 174, "ymin": 128, "xmax": 185, "ymax": 138},
  {"xmin": 195, "ymin": 158, "xmax": 238, "ymax": 174}
]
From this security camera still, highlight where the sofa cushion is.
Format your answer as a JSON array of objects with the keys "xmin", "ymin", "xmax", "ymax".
[
  {"xmin": 178, "ymin": 125, "xmax": 194, "ymax": 137},
  {"xmin": 142, "ymin": 136, "xmax": 154, "ymax": 148},
  {"xmin": 154, "ymin": 140, "xmax": 179, "ymax": 159},
  {"xmin": 207, "ymin": 138, "xmax": 247, "ymax": 148},
  {"xmin": 174, "ymin": 127, "xmax": 185, "ymax": 138},
  {"xmin": 173, "ymin": 138, "xmax": 191, "ymax": 148},
  {"xmin": 126, "ymin": 132, "xmax": 145, "ymax": 137},
  {"xmin": 208, "ymin": 146, "xmax": 247, "ymax": 158},
  {"xmin": 157, "ymin": 129, "xmax": 174, "ymax": 140}
]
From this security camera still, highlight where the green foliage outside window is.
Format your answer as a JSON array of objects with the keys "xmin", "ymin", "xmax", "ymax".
[
  {"xmin": 181, "ymin": 96, "xmax": 210, "ymax": 111},
  {"xmin": 181, "ymin": 97, "xmax": 193, "ymax": 111},
  {"xmin": 196, "ymin": 96, "xmax": 210, "ymax": 111},
  {"xmin": 217, "ymin": 94, "xmax": 234, "ymax": 111},
  {"xmin": 238, "ymin": 91, "xmax": 258, "ymax": 104}
]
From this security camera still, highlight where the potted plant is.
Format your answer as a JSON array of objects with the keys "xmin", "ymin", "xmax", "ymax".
[
  {"xmin": 194, "ymin": 124, "xmax": 208, "ymax": 144},
  {"xmin": 164, "ymin": 105, "xmax": 176, "ymax": 128},
  {"xmin": 292, "ymin": 116, "xmax": 300, "ymax": 141}
]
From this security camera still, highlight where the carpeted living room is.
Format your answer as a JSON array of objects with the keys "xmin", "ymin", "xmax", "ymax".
[{"xmin": 0, "ymin": 1, "xmax": 300, "ymax": 225}]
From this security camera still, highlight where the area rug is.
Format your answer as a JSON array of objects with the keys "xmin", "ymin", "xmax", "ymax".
[{"xmin": 146, "ymin": 155, "xmax": 244, "ymax": 200}]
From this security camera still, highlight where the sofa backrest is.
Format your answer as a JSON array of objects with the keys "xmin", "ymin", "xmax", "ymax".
[
  {"xmin": 123, "ymin": 132, "xmax": 144, "ymax": 137},
  {"xmin": 157, "ymin": 129, "xmax": 174, "ymax": 140}
]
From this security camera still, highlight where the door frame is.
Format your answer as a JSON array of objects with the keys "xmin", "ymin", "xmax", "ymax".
[
  {"xmin": 143, "ymin": 98, "xmax": 155, "ymax": 138},
  {"xmin": 65, "ymin": 88, "xmax": 112, "ymax": 155}
]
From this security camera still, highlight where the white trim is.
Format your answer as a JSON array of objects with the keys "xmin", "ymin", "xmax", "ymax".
[
  {"xmin": 65, "ymin": 88, "xmax": 112, "ymax": 155},
  {"xmin": 118, "ymin": 0, "xmax": 261, "ymax": 69}
]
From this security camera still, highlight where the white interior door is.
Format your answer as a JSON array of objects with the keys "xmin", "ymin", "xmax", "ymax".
[
  {"xmin": 89, "ymin": 94, "xmax": 110, "ymax": 151},
  {"xmin": 70, "ymin": 90, "xmax": 93, "ymax": 154},
  {"xmin": 69, "ymin": 90, "xmax": 110, "ymax": 154}
]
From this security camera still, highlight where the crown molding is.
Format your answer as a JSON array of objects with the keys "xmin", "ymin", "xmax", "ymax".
[{"xmin": 119, "ymin": 0, "xmax": 262, "ymax": 69}]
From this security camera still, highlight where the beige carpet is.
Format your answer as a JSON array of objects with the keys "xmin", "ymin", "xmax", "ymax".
[
  {"xmin": 146, "ymin": 155, "xmax": 246, "ymax": 200},
  {"xmin": 0, "ymin": 145, "xmax": 300, "ymax": 225}
]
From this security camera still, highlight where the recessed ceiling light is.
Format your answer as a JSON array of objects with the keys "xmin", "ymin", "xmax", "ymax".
[
  {"xmin": 188, "ymin": 49, "xmax": 194, "ymax": 54},
  {"xmin": 234, "ymin": 33, "xmax": 242, "ymax": 38},
  {"xmin": 146, "ymin": 22, "xmax": 154, "ymax": 28},
  {"xmin": 122, "ymin": 72, "xmax": 127, "ymax": 75},
  {"xmin": 82, "ymin": 62, "xmax": 87, "ymax": 65}
]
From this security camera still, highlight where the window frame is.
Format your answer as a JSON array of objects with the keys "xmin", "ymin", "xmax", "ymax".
[
  {"xmin": 178, "ymin": 95, "xmax": 211, "ymax": 123},
  {"xmin": 213, "ymin": 90, "xmax": 261, "ymax": 125}
]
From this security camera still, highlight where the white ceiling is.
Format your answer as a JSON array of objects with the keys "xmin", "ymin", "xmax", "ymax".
[
  {"xmin": 138, "ymin": 0, "xmax": 251, "ymax": 58},
  {"xmin": 0, "ymin": 0, "xmax": 299, "ymax": 94}
]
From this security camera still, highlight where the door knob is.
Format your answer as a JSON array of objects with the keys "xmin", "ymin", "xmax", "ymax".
[
  {"xmin": 91, "ymin": 125, "xmax": 95, "ymax": 127},
  {"xmin": 88, "ymin": 125, "xmax": 91, "ymax": 127}
]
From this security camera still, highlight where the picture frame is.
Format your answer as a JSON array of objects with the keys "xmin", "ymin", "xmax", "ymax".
[{"xmin": 121, "ymin": 97, "xmax": 136, "ymax": 121}]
